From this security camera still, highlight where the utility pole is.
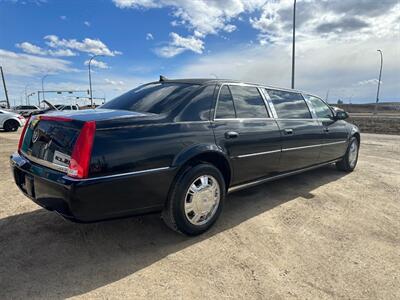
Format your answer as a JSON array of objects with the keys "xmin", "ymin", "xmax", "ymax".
[
  {"xmin": 325, "ymin": 89, "xmax": 330, "ymax": 103},
  {"xmin": 374, "ymin": 50, "xmax": 383, "ymax": 115},
  {"xmin": 88, "ymin": 54, "xmax": 104, "ymax": 108},
  {"xmin": 0, "ymin": 66, "xmax": 10, "ymax": 108},
  {"xmin": 41, "ymin": 74, "xmax": 49, "ymax": 101},
  {"xmin": 291, "ymin": 0, "xmax": 296, "ymax": 89}
]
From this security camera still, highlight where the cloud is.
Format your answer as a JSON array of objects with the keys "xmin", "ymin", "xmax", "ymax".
[
  {"xmin": 112, "ymin": 0, "xmax": 263, "ymax": 36},
  {"xmin": 146, "ymin": 33, "xmax": 154, "ymax": 40},
  {"xmin": 0, "ymin": 49, "xmax": 74, "ymax": 77},
  {"xmin": 60, "ymin": 15, "xmax": 67, "ymax": 20},
  {"xmin": 16, "ymin": 41, "xmax": 76, "ymax": 57},
  {"xmin": 44, "ymin": 35, "xmax": 121, "ymax": 56},
  {"xmin": 16, "ymin": 42, "xmax": 46, "ymax": 55},
  {"xmin": 105, "ymin": 78, "xmax": 125, "ymax": 86},
  {"xmin": 84, "ymin": 59, "xmax": 109, "ymax": 69},
  {"xmin": 316, "ymin": 17, "xmax": 369, "ymax": 34},
  {"xmin": 223, "ymin": 24, "xmax": 237, "ymax": 33},
  {"xmin": 154, "ymin": 32, "xmax": 204, "ymax": 57},
  {"xmin": 84, "ymin": 21, "xmax": 91, "ymax": 27},
  {"xmin": 250, "ymin": 0, "xmax": 400, "ymax": 44},
  {"xmin": 357, "ymin": 79, "xmax": 381, "ymax": 86}
]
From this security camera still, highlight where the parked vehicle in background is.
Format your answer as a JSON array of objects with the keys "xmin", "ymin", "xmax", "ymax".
[
  {"xmin": 54, "ymin": 104, "xmax": 80, "ymax": 111},
  {"xmin": 0, "ymin": 109, "xmax": 26, "ymax": 131},
  {"xmin": 29, "ymin": 100, "xmax": 58, "ymax": 117},
  {"xmin": 10, "ymin": 78, "xmax": 360, "ymax": 236},
  {"xmin": 13, "ymin": 105, "xmax": 39, "ymax": 117}
]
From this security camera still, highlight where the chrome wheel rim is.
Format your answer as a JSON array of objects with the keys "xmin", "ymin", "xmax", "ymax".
[
  {"xmin": 184, "ymin": 175, "xmax": 220, "ymax": 226},
  {"xmin": 348, "ymin": 140, "xmax": 358, "ymax": 167}
]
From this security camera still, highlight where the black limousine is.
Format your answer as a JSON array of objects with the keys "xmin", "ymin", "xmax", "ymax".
[{"xmin": 11, "ymin": 78, "xmax": 360, "ymax": 235}]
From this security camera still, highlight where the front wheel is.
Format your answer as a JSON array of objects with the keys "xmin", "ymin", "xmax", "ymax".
[
  {"xmin": 3, "ymin": 120, "xmax": 19, "ymax": 132},
  {"xmin": 336, "ymin": 137, "xmax": 359, "ymax": 172},
  {"xmin": 162, "ymin": 163, "xmax": 225, "ymax": 236}
]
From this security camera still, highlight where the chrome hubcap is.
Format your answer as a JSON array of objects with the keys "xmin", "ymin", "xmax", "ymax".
[
  {"xmin": 184, "ymin": 175, "xmax": 220, "ymax": 226},
  {"xmin": 348, "ymin": 140, "xmax": 358, "ymax": 167}
]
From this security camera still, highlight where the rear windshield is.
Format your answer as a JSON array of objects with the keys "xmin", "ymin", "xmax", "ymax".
[{"xmin": 101, "ymin": 82, "xmax": 199, "ymax": 114}]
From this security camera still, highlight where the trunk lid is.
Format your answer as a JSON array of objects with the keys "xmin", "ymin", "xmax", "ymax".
[{"xmin": 20, "ymin": 109, "xmax": 153, "ymax": 173}]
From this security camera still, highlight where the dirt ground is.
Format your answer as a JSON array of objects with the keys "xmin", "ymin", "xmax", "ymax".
[{"xmin": 0, "ymin": 131, "xmax": 399, "ymax": 299}]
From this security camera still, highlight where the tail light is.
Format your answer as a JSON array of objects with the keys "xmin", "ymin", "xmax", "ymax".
[
  {"xmin": 67, "ymin": 121, "xmax": 96, "ymax": 179},
  {"xmin": 18, "ymin": 116, "xmax": 31, "ymax": 153}
]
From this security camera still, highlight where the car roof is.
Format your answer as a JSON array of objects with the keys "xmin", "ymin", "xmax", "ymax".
[{"xmin": 152, "ymin": 77, "xmax": 311, "ymax": 95}]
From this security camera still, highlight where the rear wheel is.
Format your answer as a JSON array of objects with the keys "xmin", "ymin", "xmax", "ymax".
[
  {"xmin": 162, "ymin": 163, "xmax": 225, "ymax": 236},
  {"xmin": 336, "ymin": 136, "xmax": 359, "ymax": 172},
  {"xmin": 3, "ymin": 119, "xmax": 19, "ymax": 132}
]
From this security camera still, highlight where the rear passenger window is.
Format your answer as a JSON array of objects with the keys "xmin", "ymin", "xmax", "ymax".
[
  {"xmin": 216, "ymin": 85, "xmax": 236, "ymax": 119},
  {"xmin": 178, "ymin": 85, "xmax": 215, "ymax": 121},
  {"xmin": 229, "ymin": 86, "xmax": 268, "ymax": 118},
  {"xmin": 266, "ymin": 89, "xmax": 311, "ymax": 119}
]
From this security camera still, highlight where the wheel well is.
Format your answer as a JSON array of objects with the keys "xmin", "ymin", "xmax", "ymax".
[
  {"xmin": 353, "ymin": 132, "xmax": 360, "ymax": 144},
  {"xmin": 180, "ymin": 152, "xmax": 231, "ymax": 188}
]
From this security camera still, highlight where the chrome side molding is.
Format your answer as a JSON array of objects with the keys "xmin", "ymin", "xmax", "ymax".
[{"xmin": 234, "ymin": 141, "xmax": 347, "ymax": 159}]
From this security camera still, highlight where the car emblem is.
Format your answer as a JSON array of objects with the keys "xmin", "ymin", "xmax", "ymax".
[{"xmin": 32, "ymin": 128, "xmax": 40, "ymax": 143}]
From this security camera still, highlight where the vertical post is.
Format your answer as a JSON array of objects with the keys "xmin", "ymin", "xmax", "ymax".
[
  {"xmin": 0, "ymin": 66, "xmax": 10, "ymax": 109},
  {"xmin": 37, "ymin": 91, "xmax": 41, "ymax": 106},
  {"xmin": 88, "ymin": 54, "xmax": 105, "ymax": 108},
  {"xmin": 291, "ymin": 0, "xmax": 296, "ymax": 89},
  {"xmin": 89, "ymin": 60, "xmax": 93, "ymax": 108},
  {"xmin": 41, "ymin": 74, "xmax": 49, "ymax": 101},
  {"xmin": 374, "ymin": 50, "xmax": 383, "ymax": 115}
]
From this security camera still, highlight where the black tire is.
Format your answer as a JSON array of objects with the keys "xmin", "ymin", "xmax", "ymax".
[
  {"xmin": 336, "ymin": 136, "xmax": 359, "ymax": 172},
  {"xmin": 3, "ymin": 119, "xmax": 19, "ymax": 132},
  {"xmin": 162, "ymin": 163, "xmax": 226, "ymax": 236}
]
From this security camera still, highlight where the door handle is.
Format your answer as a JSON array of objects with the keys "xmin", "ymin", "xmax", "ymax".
[
  {"xmin": 284, "ymin": 128, "xmax": 294, "ymax": 135},
  {"xmin": 225, "ymin": 131, "xmax": 239, "ymax": 139},
  {"xmin": 323, "ymin": 127, "xmax": 330, "ymax": 133}
]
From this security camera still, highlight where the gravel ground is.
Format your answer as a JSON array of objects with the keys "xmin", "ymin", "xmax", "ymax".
[{"xmin": 0, "ymin": 131, "xmax": 399, "ymax": 299}]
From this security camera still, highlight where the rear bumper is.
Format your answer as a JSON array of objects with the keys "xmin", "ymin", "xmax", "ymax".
[{"xmin": 10, "ymin": 152, "xmax": 176, "ymax": 222}]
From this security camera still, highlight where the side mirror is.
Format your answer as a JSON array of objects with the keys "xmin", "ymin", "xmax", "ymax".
[{"xmin": 331, "ymin": 107, "xmax": 349, "ymax": 120}]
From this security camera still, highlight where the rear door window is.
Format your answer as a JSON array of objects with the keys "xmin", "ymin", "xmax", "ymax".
[
  {"xmin": 266, "ymin": 89, "xmax": 312, "ymax": 119},
  {"xmin": 229, "ymin": 86, "xmax": 269, "ymax": 118},
  {"xmin": 215, "ymin": 85, "xmax": 236, "ymax": 119}
]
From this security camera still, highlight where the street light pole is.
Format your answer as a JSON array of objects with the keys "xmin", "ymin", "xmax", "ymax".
[
  {"xmin": 41, "ymin": 74, "xmax": 49, "ymax": 102},
  {"xmin": 374, "ymin": 50, "xmax": 383, "ymax": 115},
  {"xmin": 24, "ymin": 84, "xmax": 30, "ymax": 105},
  {"xmin": 88, "ymin": 54, "xmax": 104, "ymax": 108},
  {"xmin": 0, "ymin": 66, "xmax": 10, "ymax": 109},
  {"xmin": 291, "ymin": 0, "xmax": 296, "ymax": 89}
]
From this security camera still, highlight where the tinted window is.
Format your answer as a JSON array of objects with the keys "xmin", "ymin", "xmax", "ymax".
[
  {"xmin": 230, "ymin": 86, "xmax": 268, "ymax": 118},
  {"xmin": 216, "ymin": 85, "xmax": 236, "ymax": 119},
  {"xmin": 266, "ymin": 89, "xmax": 311, "ymax": 119},
  {"xmin": 101, "ymin": 83, "xmax": 199, "ymax": 114},
  {"xmin": 178, "ymin": 85, "xmax": 215, "ymax": 121},
  {"xmin": 305, "ymin": 95, "xmax": 333, "ymax": 119}
]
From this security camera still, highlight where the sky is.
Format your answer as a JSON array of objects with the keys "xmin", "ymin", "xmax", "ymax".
[{"xmin": 0, "ymin": 0, "xmax": 399, "ymax": 107}]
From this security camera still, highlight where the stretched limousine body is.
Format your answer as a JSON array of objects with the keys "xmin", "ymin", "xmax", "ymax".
[{"xmin": 11, "ymin": 78, "xmax": 360, "ymax": 235}]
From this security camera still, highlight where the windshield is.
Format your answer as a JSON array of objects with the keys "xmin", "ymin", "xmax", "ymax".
[{"xmin": 101, "ymin": 82, "xmax": 199, "ymax": 114}]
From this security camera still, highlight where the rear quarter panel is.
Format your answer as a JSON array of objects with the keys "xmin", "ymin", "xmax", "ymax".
[{"xmin": 90, "ymin": 121, "xmax": 215, "ymax": 176}]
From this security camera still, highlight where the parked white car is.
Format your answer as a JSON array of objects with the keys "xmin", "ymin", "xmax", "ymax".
[
  {"xmin": 13, "ymin": 105, "xmax": 39, "ymax": 117},
  {"xmin": 0, "ymin": 110, "xmax": 26, "ymax": 132}
]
